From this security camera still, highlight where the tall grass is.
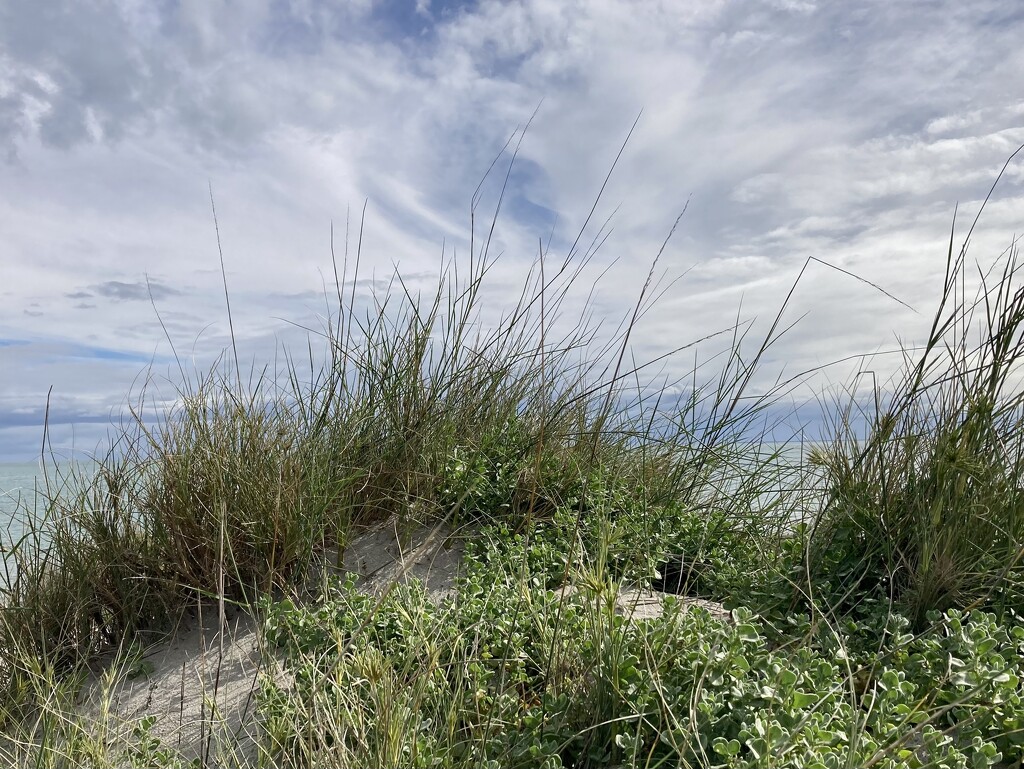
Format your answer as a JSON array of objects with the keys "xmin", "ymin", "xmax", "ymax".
[{"xmin": 807, "ymin": 213, "xmax": 1024, "ymax": 627}]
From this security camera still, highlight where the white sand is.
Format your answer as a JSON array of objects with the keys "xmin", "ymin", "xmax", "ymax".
[{"xmin": 73, "ymin": 517, "xmax": 466, "ymax": 764}]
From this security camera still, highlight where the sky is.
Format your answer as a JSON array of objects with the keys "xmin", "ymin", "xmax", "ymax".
[{"xmin": 1, "ymin": 0, "xmax": 1023, "ymax": 463}]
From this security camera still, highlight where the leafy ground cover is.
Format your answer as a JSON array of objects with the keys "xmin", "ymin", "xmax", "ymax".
[{"xmin": 3, "ymin": 148, "xmax": 1024, "ymax": 767}]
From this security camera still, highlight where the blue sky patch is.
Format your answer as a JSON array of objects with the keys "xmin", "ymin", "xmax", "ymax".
[{"xmin": 75, "ymin": 346, "xmax": 158, "ymax": 364}]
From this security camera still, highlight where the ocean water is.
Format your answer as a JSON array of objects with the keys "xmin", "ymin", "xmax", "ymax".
[
  {"xmin": 0, "ymin": 462, "xmax": 45, "ymax": 548},
  {"xmin": 0, "ymin": 461, "xmax": 98, "ymax": 566}
]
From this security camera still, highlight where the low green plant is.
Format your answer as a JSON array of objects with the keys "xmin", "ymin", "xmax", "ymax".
[{"xmin": 258, "ymin": 539, "xmax": 1024, "ymax": 769}]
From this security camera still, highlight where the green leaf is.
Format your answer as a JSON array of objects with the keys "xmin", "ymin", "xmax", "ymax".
[
  {"xmin": 791, "ymin": 690, "xmax": 818, "ymax": 709},
  {"xmin": 778, "ymin": 668, "xmax": 798, "ymax": 687},
  {"xmin": 976, "ymin": 638, "xmax": 999, "ymax": 655},
  {"xmin": 737, "ymin": 623, "xmax": 760, "ymax": 643},
  {"xmin": 713, "ymin": 738, "xmax": 741, "ymax": 757}
]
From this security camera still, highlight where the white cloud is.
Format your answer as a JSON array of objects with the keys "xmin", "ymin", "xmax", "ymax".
[{"xmin": 0, "ymin": 0, "xmax": 1023, "ymax": 458}]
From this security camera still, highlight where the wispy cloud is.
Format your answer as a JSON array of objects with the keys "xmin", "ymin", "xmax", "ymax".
[{"xmin": 0, "ymin": 0, "xmax": 1023, "ymax": 460}]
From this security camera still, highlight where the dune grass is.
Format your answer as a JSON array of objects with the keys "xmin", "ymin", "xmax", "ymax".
[
  {"xmin": 3, "ymin": 145, "xmax": 1024, "ymax": 767},
  {"xmin": 806, "ymin": 242, "xmax": 1024, "ymax": 629}
]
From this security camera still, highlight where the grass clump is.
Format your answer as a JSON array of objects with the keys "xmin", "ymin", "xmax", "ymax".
[{"xmin": 806, "ymin": 236, "xmax": 1024, "ymax": 628}]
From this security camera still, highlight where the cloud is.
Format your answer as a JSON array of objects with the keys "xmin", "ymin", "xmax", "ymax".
[
  {"xmin": 0, "ymin": 1, "xmax": 162, "ymax": 153},
  {"xmin": 89, "ymin": 279, "xmax": 180, "ymax": 302},
  {"xmin": 1, "ymin": 0, "xmax": 1024, "ymax": 461},
  {"xmin": 0, "ymin": 405, "xmax": 112, "ymax": 430}
]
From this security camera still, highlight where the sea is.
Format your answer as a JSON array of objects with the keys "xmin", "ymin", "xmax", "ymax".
[
  {"xmin": 0, "ymin": 461, "xmax": 97, "ymax": 566},
  {"xmin": 0, "ymin": 462, "xmax": 45, "ymax": 547}
]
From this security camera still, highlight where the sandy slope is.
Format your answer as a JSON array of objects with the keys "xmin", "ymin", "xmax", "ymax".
[{"xmin": 73, "ymin": 518, "xmax": 467, "ymax": 764}]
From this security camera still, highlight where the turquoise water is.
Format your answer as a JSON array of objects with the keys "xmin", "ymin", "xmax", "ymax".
[
  {"xmin": 0, "ymin": 462, "xmax": 46, "ymax": 547},
  {"xmin": 0, "ymin": 461, "xmax": 97, "ymax": 564}
]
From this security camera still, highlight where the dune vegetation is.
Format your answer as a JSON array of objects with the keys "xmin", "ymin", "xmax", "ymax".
[{"xmin": 4, "ymin": 150, "xmax": 1024, "ymax": 768}]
